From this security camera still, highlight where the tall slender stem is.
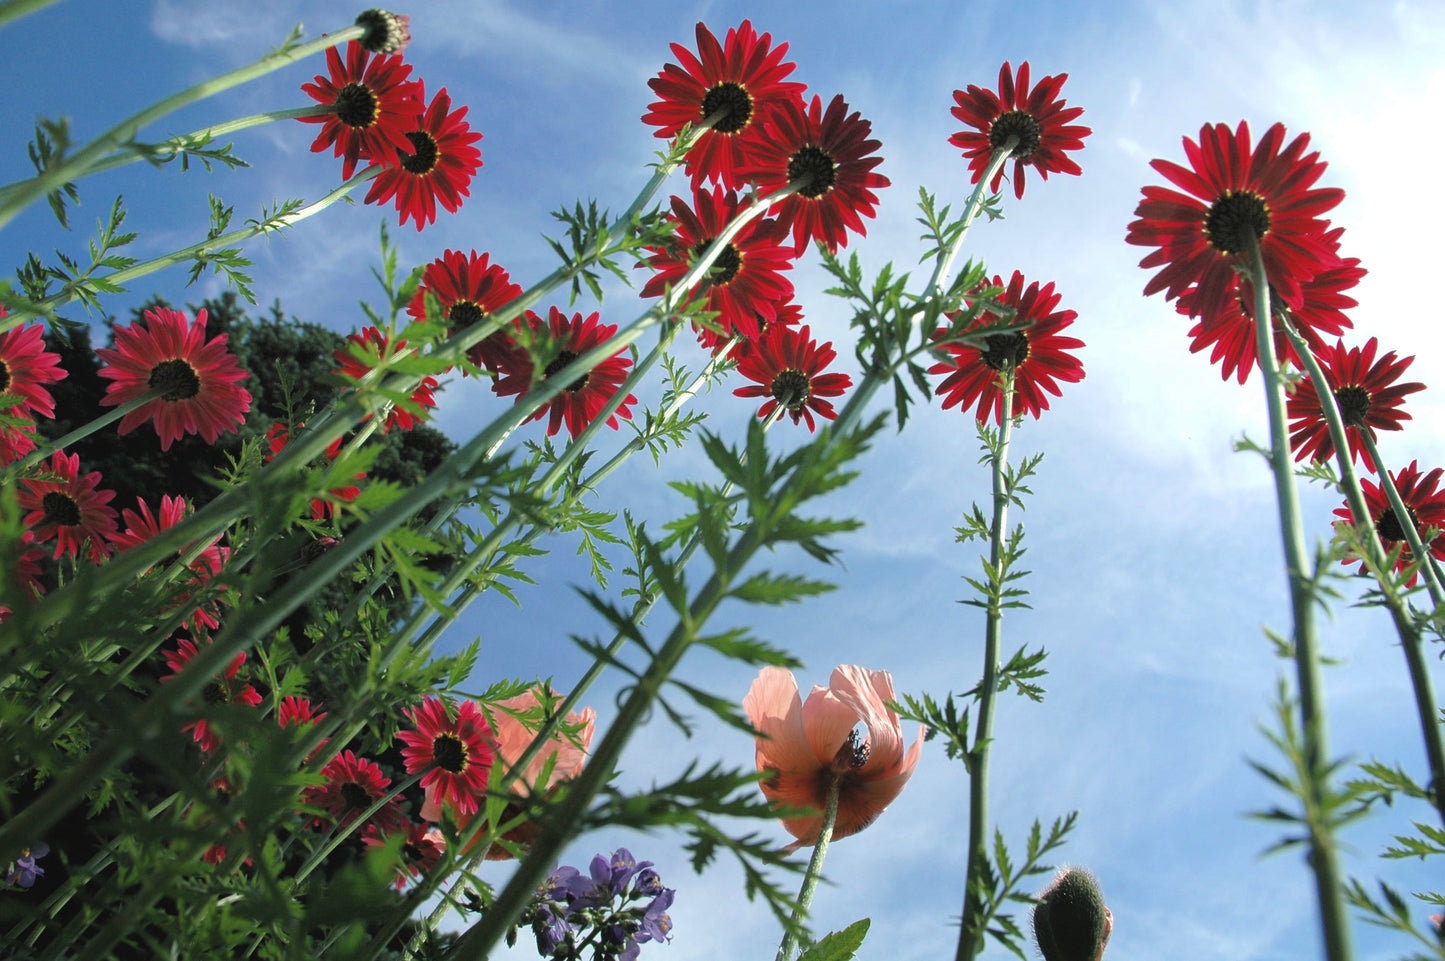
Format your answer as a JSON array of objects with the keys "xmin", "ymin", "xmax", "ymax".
[
  {"xmin": 955, "ymin": 373, "xmax": 1015, "ymax": 961},
  {"xmin": 1246, "ymin": 235, "xmax": 1352, "ymax": 961},
  {"xmin": 775, "ymin": 777, "xmax": 841, "ymax": 961},
  {"xmin": 0, "ymin": 23, "xmax": 363, "ymax": 231}
]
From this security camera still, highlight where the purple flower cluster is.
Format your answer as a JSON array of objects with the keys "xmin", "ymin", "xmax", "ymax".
[
  {"xmin": 4, "ymin": 842, "xmax": 49, "ymax": 889},
  {"xmin": 517, "ymin": 849, "xmax": 676, "ymax": 961}
]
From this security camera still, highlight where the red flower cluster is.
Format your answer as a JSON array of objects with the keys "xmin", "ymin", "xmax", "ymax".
[
  {"xmin": 301, "ymin": 42, "xmax": 482, "ymax": 230},
  {"xmin": 1334, "ymin": 462, "xmax": 1445, "ymax": 585},
  {"xmin": 1127, "ymin": 121, "xmax": 1348, "ymax": 382},
  {"xmin": 0, "ymin": 320, "xmax": 67, "ymax": 466},
  {"xmin": 949, "ymin": 61, "xmax": 1090, "ymax": 199},
  {"xmin": 160, "ymin": 637, "xmax": 264, "ymax": 754},
  {"xmin": 1288, "ymin": 338, "xmax": 1424, "ymax": 472},
  {"xmin": 332, "ymin": 326, "xmax": 438, "ymax": 433},
  {"xmin": 490, "ymin": 308, "xmax": 638, "ymax": 440},
  {"xmin": 929, "ymin": 271, "xmax": 1086, "ymax": 424},
  {"xmin": 264, "ymin": 423, "xmax": 365, "ymax": 520},
  {"xmin": 397, "ymin": 696, "xmax": 495, "ymax": 817},
  {"xmin": 733, "ymin": 324, "xmax": 852, "ymax": 431},
  {"xmin": 17, "ymin": 450, "xmax": 119, "ymax": 563},
  {"xmin": 111, "ymin": 494, "xmax": 231, "ymax": 636},
  {"xmin": 407, "ymin": 249, "xmax": 523, "ymax": 374}
]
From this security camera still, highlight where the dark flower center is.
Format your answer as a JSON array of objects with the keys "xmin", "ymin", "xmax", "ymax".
[
  {"xmin": 148, "ymin": 358, "xmax": 202, "ymax": 400},
  {"xmin": 0, "ymin": 359, "xmax": 10, "ymax": 392},
  {"xmin": 336, "ymin": 82, "xmax": 380, "ymax": 128},
  {"xmin": 787, "ymin": 145, "xmax": 837, "ymax": 199},
  {"xmin": 40, "ymin": 491, "xmax": 81, "ymax": 527},
  {"xmin": 700, "ymin": 82, "xmax": 754, "ymax": 135},
  {"xmin": 448, "ymin": 300, "xmax": 485, "ymax": 333},
  {"xmin": 691, "ymin": 239, "xmax": 742, "ymax": 285},
  {"xmin": 402, "ymin": 840, "xmax": 424, "ymax": 862},
  {"xmin": 990, "ymin": 109, "xmax": 1043, "ymax": 159},
  {"xmin": 982, "ymin": 332, "xmax": 1030, "ymax": 371},
  {"xmin": 204, "ymin": 680, "xmax": 230, "ymax": 705},
  {"xmin": 831, "ymin": 728, "xmax": 871, "ymax": 773},
  {"xmin": 1204, "ymin": 190, "xmax": 1271, "ymax": 255},
  {"xmin": 770, "ymin": 368, "xmax": 811, "ymax": 410},
  {"xmin": 1377, "ymin": 505, "xmax": 1418, "ymax": 544},
  {"xmin": 340, "ymin": 781, "xmax": 372, "ymax": 811},
  {"xmin": 544, "ymin": 349, "xmax": 588, "ymax": 392},
  {"xmin": 401, "ymin": 130, "xmax": 440, "ymax": 175},
  {"xmin": 355, "ymin": 8, "xmax": 411, "ymax": 55},
  {"xmin": 1335, "ymin": 385, "xmax": 1371, "ymax": 428},
  {"xmin": 432, "ymin": 733, "xmax": 469, "ymax": 773}
]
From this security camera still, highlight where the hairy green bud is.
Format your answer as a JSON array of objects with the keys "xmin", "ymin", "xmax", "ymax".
[{"xmin": 1033, "ymin": 867, "xmax": 1112, "ymax": 961}]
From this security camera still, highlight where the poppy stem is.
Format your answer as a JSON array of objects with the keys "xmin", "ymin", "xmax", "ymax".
[
  {"xmin": 925, "ymin": 138, "xmax": 1016, "ymax": 301},
  {"xmin": 1245, "ymin": 234, "xmax": 1353, "ymax": 961},
  {"xmin": 955, "ymin": 371, "xmax": 1015, "ymax": 961},
  {"xmin": 775, "ymin": 775, "xmax": 842, "ymax": 961},
  {"xmin": 0, "ymin": 387, "xmax": 164, "ymax": 480}
]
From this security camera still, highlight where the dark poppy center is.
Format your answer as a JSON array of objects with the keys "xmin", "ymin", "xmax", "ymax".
[
  {"xmin": 402, "ymin": 840, "xmax": 424, "ymax": 862},
  {"xmin": 0, "ymin": 359, "xmax": 10, "ymax": 392},
  {"xmin": 1377, "ymin": 505, "xmax": 1418, "ymax": 544},
  {"xmin": 1335, "ymin": 385, "xmax": 1371, "ymax": 428},
  {"xmin": 770, "ymin": 368, "xmax": 811, "ymax": 410},
  {"xmin": 691, "ymin": 239, "xmax": 742, "ymax": 285},
  {"xmin": 448, "ymin": 300, "xmax": 485, "ymax": 334},
  {"xmin": 401, "ymin": 130, "xmax": 440, "ymax": 175},
  {"xmin": 432, "ymin": 733, "xmax": 468, "ymax": 773},
  {"xmin": 982, "ymin": 332, "xmax": 1030, "ymax": 371},
  {"xmin": 204, "ymin": 680, "xmax": 229, "ymax": 705},
  {"xmin": 336, "ymin": 82, "xmax": 380, "ymax": 128},
  {"xmin": 700, "ymin": 82, "xmax": 754, "ymax": 135},
  {"xmin": 544, "ymin": 349, "xmax": 588, "ymax": 392},
  {"xmin": 831, "ymin": 728, "xmax": 871, "ymax": 773},
  {"xmin": 990, "ymin": 109, "xmax": 1043, "ymax": 159},
  {"xmin": 787, "ymin": 145, "xmax": 837, "ymax": 199},
  {"xmin": 340, "ymin": 781, "xmax": 372, "ymax": 811},
  {"xmin": 148, "ymin": 358, "xmax": 202, "ymax": 400},
  {"xmin": 40, "ymin": 491, "xmax": 81, "ymax": 527},
  {"xmin": 1204, "ymin": 190, "xmax": 1271, "ymax": 255}
]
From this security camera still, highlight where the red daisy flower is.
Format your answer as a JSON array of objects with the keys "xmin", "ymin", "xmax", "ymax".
[
  {"xmin": 490, "ymin": 308, "xmax": 638, "ymax": 439},
  {"xmin": 948, "ymin": 61, "xmax": 1091, "ymax": 200},
  {"xmin": 698, "ymin": 298, "xmax": 803, "ymax": 358},
  {"xmin": 406, "ymin": 249, "xmax": 523, "ymax": 374},
  {"xmin": 264, "ymin": 423, "xmax": 365, "ymax": 520},
  {"xmin": 1289, "ymin": 338, "xmax": 1425, "ymax": 473},
  {"xmin": 1177, "ymin": 224, "xmax": 1363, "ymax": 384},
  {"xmin": 738, "ymin": 94, "xmax": 889, "ymax": 254},
  {"xmin": 396, "ymin": 696, "xmax": 495, "ymax": 818},
  {"xmin": 18, "ymin": 450, "xmax": 119, "ymax": 562},
  {"xmin": 363, "ymin": 83, "xmax": 482, "ymax": 230},
  {"xmin": 0, "ymin": 321, "xmax": 67, "ymax": 421},
  {"xmin": 95, "ymin": 307, "xmax": 252, "ymax": 452},
  {"xmin": 1126, "ymin": 121, "xmax": 1344, "ymax": 326},
  {"xmin": 299, "ymin": 40, "xmax": 423, "ymax": 179},
  {"xmin": 362, "ymin": 821, "xmax": 446, "ymax": 890},
  {"xmin": 0, "ymin": 422, "xmax": 37, "ymax": 467},
  {"xmin": 303, "ymin": 750, "xmax": 407, "ymax": 832},
  {"xmin": 160, "ymin": 637, "xmax": 264, "ymax": 753},
  {"xmin": 1, "ymin": 532, "xmax": 47, "ymax": 623},
  {"xmin": 332, "ymin": 327, "xmax": 438, "ymax": 433},
  {"xmin": 278, "ymin": 695, "xmax": 326, "ymax": 731},
  {"xmin": 642, "ymin": 20, "xmax": 807, "ymax": 190},
  {"xmin": 641, "ymin": 186, "xmax": 796, "ymax": 342},
  {"xmin": 733, "ymin": 324, "xmax": 852, "ymax": 431},
  {"xmin": 929, "ymin": 270, "xmax": 1086, "ymax": 424},
  {"xmin": 1334, "ymin": 461, "xmax": 1445, "ymax": 584},
  {"xmin": 111, "ymin": 494, "xmax": 230, "ymax": 636}
]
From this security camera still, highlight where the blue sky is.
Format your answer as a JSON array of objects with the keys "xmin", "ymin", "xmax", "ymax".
[{"xmin": 4, "ymin": 1, "xmax": 1445, "ymax": 959}]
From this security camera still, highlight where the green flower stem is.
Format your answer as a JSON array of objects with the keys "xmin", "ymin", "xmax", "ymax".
[
  {"xmin": 2, "ymin": 168, "xmax": 381, "ymax": 328},
  {"xmin": 2, "ymin": 387, "xmax": 163, "ymax": 478},
  {"xmin": 1275, "ymin": 322, "xmax": 1445, "ymax": 826},
  {"xmin": 1357, "ymin": 428, "xmax": 1445, "ymax": 605},
  {"xmin": 0, "ymin": 105, "xmax": 332, "ymax": 198},
  {"xmin": 955, "ymin": 372, "xmax": 1015, "ymax": 961},
  {"xmin": 775, "ymin": 776, "xmax": 841, "ymax": 961},
  {"xmin": 0, "ymin": 0, "xmax": 61, "ymax": 29},
  {"xmin": 924, "ymin": 140, "xmax": 1015, "ymax": 301},
  {"xmin": 0, "ymin": 23, "xmax": 364, "ymax": 232},
  {"xmin": 1246, "ymin": 234, "xmax": 1352, "ymax": 961}
]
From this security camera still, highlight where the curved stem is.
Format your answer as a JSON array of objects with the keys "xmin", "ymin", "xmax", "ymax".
[
  {"xmin": 955, "ymin": 373, "xmax": 1015, "ymax": 961},
  {"xmin": 1, "ymin": 387, "xmax": 163, "ymax": 478},
  {"xmin": 925, "ymin": 140, "xmax": 1015, "ymax": 300},
  {"xmin": 775, "ymin": 777, "xmax": 841, "ymax": 961},
  {"xmin": 0, "ymin": 23, "xmax": 363, "ymax": 231},
  {"xmin": 1246, "ymin": 234, "xmax": 1352, "ymax": 961},
  {"xmin": 0, "ymin": 0, "xmax": 61, "ymax": 29}
]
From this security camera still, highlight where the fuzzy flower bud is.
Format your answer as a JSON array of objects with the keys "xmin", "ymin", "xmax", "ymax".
[
  {"xmin": 1033, "ymin": 868, "xmax": 1112, "ymax": 961},
  {"xmin": 355, "ymin": 9, "xmax": 411, "ymax": 54}
]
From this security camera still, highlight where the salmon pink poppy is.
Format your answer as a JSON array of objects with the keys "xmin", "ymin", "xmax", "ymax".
[{"xmin": 742, "ymin": 665, "xmax": 923, "ymax": 847}]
